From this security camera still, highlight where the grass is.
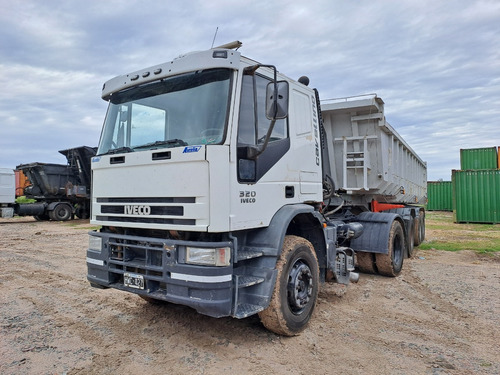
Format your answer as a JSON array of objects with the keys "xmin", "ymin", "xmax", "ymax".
[
  {"xmin": 421, "ymin": 211, "xmax": 500, "ymax": 254},
  {"xmin": 63, "ymin": 222, "xmax": 101, "ymax": 231}
]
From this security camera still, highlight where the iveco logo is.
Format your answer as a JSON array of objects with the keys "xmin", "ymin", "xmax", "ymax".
[{"xmin": 124, "ymin": 205, "xmax": 151, "ymax": 215}]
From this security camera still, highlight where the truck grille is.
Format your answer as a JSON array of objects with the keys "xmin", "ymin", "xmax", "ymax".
[
  {"xmin": 108, "ymin": 235, "xmax": 169, "ymax": 281},
  {"xmin": 95, "ymin": 197, "xmax": 197, "ymax": 225}
]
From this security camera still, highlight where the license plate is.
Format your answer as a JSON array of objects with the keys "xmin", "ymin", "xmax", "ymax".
[{"xmin": 124, "ymin": 272, "xmax": 144, "ymax": 289}]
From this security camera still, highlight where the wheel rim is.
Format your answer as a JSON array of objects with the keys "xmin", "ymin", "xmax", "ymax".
[
  {"xmin": 287, "ymin": 259, "xmax": 313, "ymax": 314},
  {"xmin": 55, "ymin": 205, "xmax": 71, "ymax": 220}
]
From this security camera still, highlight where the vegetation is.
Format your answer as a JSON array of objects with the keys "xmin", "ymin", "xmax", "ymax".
[
  {"xmin": 15, "ymin": 196, "xmax": 36, "ymax": 204},
  {"xmin": 420, "ymin": 211, "xmax": 500, "ymax": 254},
  {"xmin": 63, "ymin": 222, "xmax": 100, "ymax": 230}
]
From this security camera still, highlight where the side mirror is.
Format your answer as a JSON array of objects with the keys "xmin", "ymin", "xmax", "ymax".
[{"xmin": 266, "ymin": 81, "xmax": 289, "ymax": 120}]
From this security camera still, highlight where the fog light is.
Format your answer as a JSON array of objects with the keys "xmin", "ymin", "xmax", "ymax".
[{"xmin": 186, "ymin": 247, "xmax": 231, "ymax": 266}]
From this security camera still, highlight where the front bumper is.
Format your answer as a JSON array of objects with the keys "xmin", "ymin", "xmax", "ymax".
[{"xmin": 86, "ymin": 231, "xmax": 234, "ymax": 318}]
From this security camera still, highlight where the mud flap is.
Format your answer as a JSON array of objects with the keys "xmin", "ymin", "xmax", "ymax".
[{"xmin": 349, "ymin": 212, "xmax": 400, "ymax": 254}]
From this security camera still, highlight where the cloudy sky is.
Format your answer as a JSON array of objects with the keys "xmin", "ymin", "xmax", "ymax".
[{"xmin": 1, "ymin": 0, "xmax": 499, "ymax": 181}]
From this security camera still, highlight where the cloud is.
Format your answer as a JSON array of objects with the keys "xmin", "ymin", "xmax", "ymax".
[{"xmin": 0, "ymin": 0, "xmax": 499, "ymax": 181}]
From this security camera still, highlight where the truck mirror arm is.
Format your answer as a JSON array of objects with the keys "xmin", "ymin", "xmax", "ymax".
[
  {"xmin": 243, "ymin": 64, "xmax": 287, "ymax": 160},
  {"xmin": 245, "ymin": 118, "xmax": 277, "ymax": 160}
]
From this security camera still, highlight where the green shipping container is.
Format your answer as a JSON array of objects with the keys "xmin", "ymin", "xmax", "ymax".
[
  {"xmin": 460, "ymin": 147, "xmax": 498, "ymax": 170},
  {"xmin": 452, "ymin": 169, "xmax": 500, "ymax": 224},
  {"xmin": 427, "ymin": 181, "xmax": 453, "ymax": 211}
]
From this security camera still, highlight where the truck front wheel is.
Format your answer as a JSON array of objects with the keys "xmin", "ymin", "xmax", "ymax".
[
  {"xmin": 375, "ymin": 220, "xmax": 405, "ymax": 277},
  {"xmin": 258, "ymin": 235, "xmax": 319, "ymax": 336}
]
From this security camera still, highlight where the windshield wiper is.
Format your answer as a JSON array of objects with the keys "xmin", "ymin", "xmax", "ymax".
[
  {"xmin": 134, "ymin": 139, "xmax": 188, "ymax": 150},
  {"xmin": 100, "ymin": 146, "xmax": 134, "ymax": 155}
]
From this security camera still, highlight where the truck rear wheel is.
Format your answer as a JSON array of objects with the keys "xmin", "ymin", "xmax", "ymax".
[
  {"xmin": 356, "ymin": 252, "xmax": 376, "ymax": 274},
  {"xmin": 49, "ymin": 203, "xmax": 73, "ymax": 221},
  {"xmin": 375, "ymin": 220, "xmax": 405, "ymax": 277},
  {"xmin": 258, "ymin": 235, "xmax": 319, "ymax": 336}
]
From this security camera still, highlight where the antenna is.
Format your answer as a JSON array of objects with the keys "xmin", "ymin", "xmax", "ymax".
[{"xmin": 211, "ymin": 27, "xmax": 219, "ymax": 48}]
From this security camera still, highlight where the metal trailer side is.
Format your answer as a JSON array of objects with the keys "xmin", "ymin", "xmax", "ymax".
[
  {"xmin": 321, "ymin": 94, "xmax": 427, "ymax": 207},
  {"xmin": 17, "ymin": 162, "xmax": 79, "ymax": 199}
]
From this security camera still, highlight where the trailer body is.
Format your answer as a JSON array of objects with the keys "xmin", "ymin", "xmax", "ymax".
[
  {"xmin": 86, "ymin": 44, "xmax": 427, "ymax": 335},
  {"xmin": 321, "ymin": 95, "xmax": 426, "ymax": 206}
]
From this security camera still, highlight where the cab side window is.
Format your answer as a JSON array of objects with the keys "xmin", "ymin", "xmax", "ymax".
[
  {"xmin": 238, "ymin": 75, "xmax": 287, "ymax": 146},
  {"xmin": 237, "ymin": 74, "xmax": 290, "ymax": 182}
]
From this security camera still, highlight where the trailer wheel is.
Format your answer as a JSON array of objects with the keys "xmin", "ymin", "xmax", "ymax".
[
  {"xmin": 407, "ymin": 217, "xmax": 415, "ymax": 257},
  {"xmin": 34, "ymin": 214, "xmax": 50, "ymax": 221},
  {"xmin": 375, "ymin": 220, "xmax": 405, "ymax": 277},
  {"xmin": 49, "ymin": 203, "xmax": 73, "ymax": 221},
  {"xmin": 258, "ymin": 235, "xmax": 319, "ymax": 336},
  {"xmin": 75, "ymin": 206, "xmax": 89, "ymax": 219},
  {"xmin": 413, "ymin": 210, "xmax": 425, "ymax": 246},
  {"xmin": 356, "ymin": 252, "xmax": 376, "ymax": 274}
]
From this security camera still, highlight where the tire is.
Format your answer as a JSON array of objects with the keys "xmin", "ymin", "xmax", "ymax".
[
  {"xmin": 406, "ymin": 217, "xmax": 416, "ymax": 257},
  {"xmin": 49, "ymin": 203, "xmax": 73, "ymax": 221},
  {"xmin": 75, "ymin": 206, "xmax": 89, "ymax": 219},
  {"xmin": 375, "ymin": 220, "xmax": 405, "ymax": 277},
  {"xmin": 356, "ymin": 252, "xmax": 376, "ymax": 274},
  {"xmin": 413, "ymin": 210, "xmax": 425, "ymax": 246},
  {"xmin": 258, "ymin": 235, "xmax": 319, "ymax": 336},
  {"xmin": 34, "ymin": 214, "xmax": 50, "ymax": 221}
]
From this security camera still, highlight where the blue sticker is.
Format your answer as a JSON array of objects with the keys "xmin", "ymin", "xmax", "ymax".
[
  {"xmin": 183, "ymin": 146, "xmax": 202, "ymax": 153},
  {"xmin": 92, "ymin": 157, "xmax": 101, "ymax": 163}
]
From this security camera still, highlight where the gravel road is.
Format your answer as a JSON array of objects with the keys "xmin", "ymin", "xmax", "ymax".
[{"xmin": 1, "ymin": 217, "xmax": 499, "ymax": 375}]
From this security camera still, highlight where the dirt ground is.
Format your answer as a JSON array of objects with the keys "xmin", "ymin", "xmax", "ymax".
[{"xmin": 1, "ymin": 217, "xmax": 499, "ymax": 375}]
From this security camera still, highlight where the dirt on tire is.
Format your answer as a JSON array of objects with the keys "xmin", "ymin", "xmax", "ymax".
[
  {"xmin": 1, "ymin": 217, "xmax": 499, "ymax": 374},
  {"xmin": 258, "ymin": 235, "xmax": 319, "ymax": 336}
]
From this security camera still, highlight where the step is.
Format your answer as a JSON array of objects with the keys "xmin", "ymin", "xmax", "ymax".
[
  {"xmin": 235, "ymin": 303, "xmax": 264, "ymax": 318},
  {"xmin": 237, "ymin": 250, "xmax": 263, "ymax": 262},
  {"xmin": 237, "ymin": 276, "xmax": 265, "ymax": 288}
]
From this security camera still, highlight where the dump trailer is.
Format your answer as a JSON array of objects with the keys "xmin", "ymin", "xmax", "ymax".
[
  {"xmin": 6, "ymin": 146, "xmax": 97, "ymax": 220},
  {"xmin": 86, "ymin": 42, "xmax": 427, "ymax": 336}
]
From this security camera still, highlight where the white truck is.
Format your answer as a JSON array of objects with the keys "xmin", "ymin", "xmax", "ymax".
[{"xmin": 87, "ymin": 42, "xmax": 426, "ymax": 336}]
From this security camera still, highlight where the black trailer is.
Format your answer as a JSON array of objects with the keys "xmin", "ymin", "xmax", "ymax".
[{"xmin": 16, "ymin": 146, "xmax": 96, "ymax": 221}]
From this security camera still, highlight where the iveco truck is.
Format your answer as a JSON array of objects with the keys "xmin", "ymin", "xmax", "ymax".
[{"xmin": 87, "ymin": 42, "xmax": 426, "ymax": 336}]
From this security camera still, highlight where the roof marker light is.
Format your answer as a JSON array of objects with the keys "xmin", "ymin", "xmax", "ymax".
[{"xmin": 213, "ymin": 50, "xmax": 228, "ymax": 59}]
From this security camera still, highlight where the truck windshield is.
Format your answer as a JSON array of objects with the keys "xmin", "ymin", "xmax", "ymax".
[{"xmin": 97, "ymin": 68, "xmax": 232, "ymax": 155}]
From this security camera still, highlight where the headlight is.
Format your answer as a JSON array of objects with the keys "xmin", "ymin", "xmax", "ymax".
[
  {"xmin": 186, "ymin": 247, "xmax": 231, "ymax": 267},
  {"xmin": 88, "ymin": 235, "xmax": 102, "ymax": 252}
]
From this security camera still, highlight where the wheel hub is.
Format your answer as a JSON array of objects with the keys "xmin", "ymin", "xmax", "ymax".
[{"xmin": 287, "ymin": 260, "xmax": 313, "ymax": 313}]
